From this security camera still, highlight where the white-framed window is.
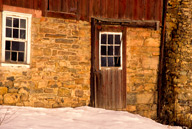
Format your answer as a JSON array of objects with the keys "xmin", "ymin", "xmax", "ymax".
[
  {"xmin": 99, "ymin": 32, "xmax": 122, "ymax": 69},
  {"xmin": 1, "ymin": 11, "xmax": 32, "ymax": 67}
]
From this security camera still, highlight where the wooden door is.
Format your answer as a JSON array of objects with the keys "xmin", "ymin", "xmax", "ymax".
[{"xmin": 91, "ymin": 19, "xmax": 126, "ymax": 110}]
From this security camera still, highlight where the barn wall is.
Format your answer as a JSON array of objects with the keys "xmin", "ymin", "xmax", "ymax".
[
  {"xmin": 161, "ymin": 0, "xmax": 192, "ymax": 127},
  {"xmin": 2, "ymin": 0, "xmax": 163, "ymax": 23},
  {"xmin": 0, "ymin": 11, "xmax": 91, "ymax": 107},
  {"xmin": 0, "ymin": 5, "xmax": 162, "ymax": 121},
  {"xmin": 126, "ymin": 28, "xmax": 160, "ymax": 119}
]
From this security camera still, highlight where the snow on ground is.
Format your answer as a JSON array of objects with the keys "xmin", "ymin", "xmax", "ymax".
[{"xmin": 0, "ymin": 106, "xmax": 181, "ymax": 129}]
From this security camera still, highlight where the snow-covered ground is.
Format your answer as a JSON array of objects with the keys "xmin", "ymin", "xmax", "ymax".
[{"xmin": 0, "ymin": 106, "xmax": 181, "ymax": 129}]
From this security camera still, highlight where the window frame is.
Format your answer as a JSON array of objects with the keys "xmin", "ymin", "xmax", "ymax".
[
  {"xmin": 1, "ymin": 11, "xmax": 32, "ymax": 67},
  {"xmin": 99, "ymin": 32, "xmax": 123, "ymax": 70}
]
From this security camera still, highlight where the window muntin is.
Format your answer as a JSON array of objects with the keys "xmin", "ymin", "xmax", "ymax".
[
  {"xmin": 99, "ymin": 32, "xmax": 122, "ymax": 69},
  {"xmin": 2, "ymin": 11, "xmax": 31, "ymax": 65}
]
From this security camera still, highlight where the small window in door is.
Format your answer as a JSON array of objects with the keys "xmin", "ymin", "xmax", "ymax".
[{"xmin": 99, "ymin": 32, "xmax": 122, "ymax": 69}]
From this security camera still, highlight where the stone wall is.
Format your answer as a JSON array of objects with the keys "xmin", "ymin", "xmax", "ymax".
[
  {"xmin": 0, "ymin": 15, "xmax": 91, "ymax": 108},
  {"xmin": 161, "ymin": 0, "xmax": 192, "ymax": 127},
  {"xmin": 126, "ymin": 28, "xmax": 161, "ymax": 119},
  {"xmin": 0, "ymin": 9, "xmax": 162, "ymax": 120}
]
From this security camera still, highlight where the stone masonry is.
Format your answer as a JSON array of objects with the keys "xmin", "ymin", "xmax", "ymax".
[
  {"xmin": 0, "ymin": 10, "xmax": 161, "ymax": 120},
  {"xmin": 0, "ymin": 14, "xmax": 91, "ymax": 108},
  {"xmin": 161, "ymin": 0, "xmax": 192, "ymax": 127},
  {"xmin": 126, "ymin": 28, "xmax": 160, "ymax": 119}
]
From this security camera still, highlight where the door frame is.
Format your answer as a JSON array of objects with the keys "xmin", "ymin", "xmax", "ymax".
[{"xmin": 90, "ymin": 18, "xmax": 127, "ymax": 109}]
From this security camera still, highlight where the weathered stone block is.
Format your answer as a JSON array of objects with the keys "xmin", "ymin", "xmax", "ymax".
[
  {"xmin": 7, "ymin": 76, "xmax": 15, "ymax": 81},
  {"xmin": 4, "ymin": 93, "xmax": 20, "ymax": 104},
  {"xmin": 5, "ymin": 81, "xmax": 14, "ymax": 88},
  {"xmin": 18, "ymin": 87, "xmax": 30, "ymax": 94},
  {"xmin": 55, "ymin": 39, "xmax": 73, "ymax": 43},
  {"xmin": 136, "ymin": 93, "xmax": 154, "ymax": 104},
  {"xmin": 0, "ymin": 87, "xmax": 8, "ymax": 95},
  {"xmin": 44, "ymin": 88, "xmax": 54, "ymax": 93},
  {"xmin": 126, "ymin": 93, "xmax": 136, "ymax": 105},
  {"xmin": 75, "ymin": 90, "xmax": 84, "ymax": 97},
  {"xmin": 20, "ymin": 94, "xmax": 29, "ymax": 101},
  {"xmin": 58, "ymin": 88, "xmax": 71, "ymax": 97},
  {"xmin": 34, "ymin": 102, "xmax": 45, "ymax": 107},
  {"xmin": 144, "ymin": 38, "xmax": 160, "ymax": 47},
  {"xmin": 8, "ymin": 87, "xmax": 19, "ymax": 93},
  {"xmin": 126, "ymin": 105, "xmax": 136, "ymax": 112}
]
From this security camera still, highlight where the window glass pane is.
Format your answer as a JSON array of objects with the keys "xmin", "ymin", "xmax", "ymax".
[
  {"xmin": 101, "ymin": 46, "xmax": 106, "ymax": 55},
  {"xmin": 5, "ymin": 51, "xmax": 10, "ymax": 61},
  {"xmin": 114, "ymin": 57, "xmax": 121, "ymax": 67},
  {"xmin": 6, "ymin": 41, "xmax": 11, "ymax": 50},
  {"xmin": 6, "ymin": 28, "xmax": 12, "ymax": 37},
  {"xmin": 108, "ymin": 57, "xmax": 113, "ymax": 67},
  {"xmin": 115, "ymin": 35, "xmax": 121, "ymax": 44},
  {"xmin": 12, "ymin": 41, "xmax": 25, "ymax": 51},
  {"xmin": 108, "ymin": 35, "xmax": 113, "ymax": 44},
  {"xmin": 101, "ymin": 34, "xmax": 106, "ymax": 44},
  {"xmin": 115, "ymin": 46, "xmax": 120, "ymax": 55},
  {"xmin": 13, "ymin": 18, "xmax": 19, "ymax": 28},
  {"xmin": 18, "ymin": 52, "xmax": 24, "ymax": 62},
  {"xmin": 11, "ymin": 52, "xmax": 17, "ymax": 61},
  {"xmin": 6, "ymin": 17, "xmax": 12, "ymax": 27},
  {"xmin": 13, "ymin": 29, "xmax": 19, "ymax": 38},
  {"xmin": 101, "ymin": 57, "xmax": 106, "ymax": 67},
  {"xmin": 20, "ymin": 30, "xmax": 26, "ymax": 39},
  {"xmin": 20, "ymin": 19, "xmax": 26, "ymax": 28},
  {"xmin": 108, "ymin": 46, "xmax": 113, "ymax": 55}
]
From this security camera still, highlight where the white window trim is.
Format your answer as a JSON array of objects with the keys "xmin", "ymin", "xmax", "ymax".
[
  {"xmin": 99, "ymin": 32, "xmax": 123, "ymax": 70},
  {"xmin": 1, "ymin": 11, "xmax": 32, "ymax": 68}
]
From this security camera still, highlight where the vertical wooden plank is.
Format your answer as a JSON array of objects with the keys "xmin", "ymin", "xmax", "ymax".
[
  {"xmin": 93, "ymin": 0, "xmax": 100, "ymax": 17},
  {"xmin": 105, "ymin": 69, "xmax": 109, "ymax": 109},
  {"xmin": 111, "ymin": 70, "xmax": 116, "ymax": 109},
  {"xmin": 100, "ymin": 0, "xmax": 106, "ymax": 18},
  {"xmin": 52, "ymin": 0, "xmax": 60, "ymax": 11},
  {"xmin": 117, "ymin": 70, "xmax": 122, "ymax": 109},
  {"xmin": 48, "ymin": 0, "xmax": 53, "ymax": 11},
  {"xmin": 107, "ymin": 70, "xmax": 112, "ymax": 109},
  {"xmin": 136, "ymin": 0, "xmax": 145, "ymax": 20},
  {"xmin": 33, "ymin": 0, "xmax": 38, "ymax": 9},
  {"xmin": 10, "ymin": 0, "xmax": 17, "ymax": 6},
  {"xmin": 122, "ymin": 27, "xmax": 127, "ymax": 108},
  {"xmin": 42, "ymin": 0, "xmax": 48, "ymax": 17},
  {"xmin": 69, "ymin": 0, "xmax": 77, "ymax": 13},
  {"xmin": 91, "ymin": 18, "xmax": 96, "ymax": 107},
  {"xmin": 3, "ymin": 0, "xmax": 10, "ymax": 5},
  {"xmin": 80, "ymin": 0, "xmax": 87, "ymax": 21},
  {"xmin": 24, "ymin": 0, "xmax": 30, "ymax": 8},
  {"xmin": 29, "ymin": 0, "xmax": 34, "ymax": 9},
  {"xmin": 155, "ymin": 0, "xmax": 163, "ymax": 22},
  {"xmin": 107, "ymin": 0, "xmax": 114, "ymax": 18},
  {"xmin": 126, "ymin": 0, "xmax": 134, "ymax": 20},
  {"xmin": 114, "ymin": 0, "xmax": 119, "ymax": 19},
  {"xmin": 16, "ymin": 0, "xmax": 24, "ymax": 7},
  {"xmin": 118, "ymin": 0, "xmax": 126, "ymax": 19},
  {"xmin": 144, "ymin": 0, "xmax": 155, "ymax": 20},
  {"xmin": 0, "ymin": 0, "xmax": 2, "ymax": 11},
  {"xmin": 132, "ymin": 0, "xmax": 144, "ymax": 20},
  {"xmin": 89, "ymin": 0, "xmax": 93, "ymax": 19}
]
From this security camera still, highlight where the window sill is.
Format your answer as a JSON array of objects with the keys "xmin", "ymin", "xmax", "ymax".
[{"xmin": 1, "ymin": 63, "xmax": 30, "ymax": 68}]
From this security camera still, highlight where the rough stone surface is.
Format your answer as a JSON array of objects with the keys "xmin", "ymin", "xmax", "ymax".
[
  {"xmin": 0, "ymin": 16, "xmax": 91, "ymax": 108},
  {"xmin": 161, "ymin": 0, "xmax": 192, "ymax": 128},
  {"xmin": 126, "ymin": 27, "xmax": 160, "ymax": 119},
  {"xmin": 0, "ymin": 12, "xmax": 161, "ymax": 120}
]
